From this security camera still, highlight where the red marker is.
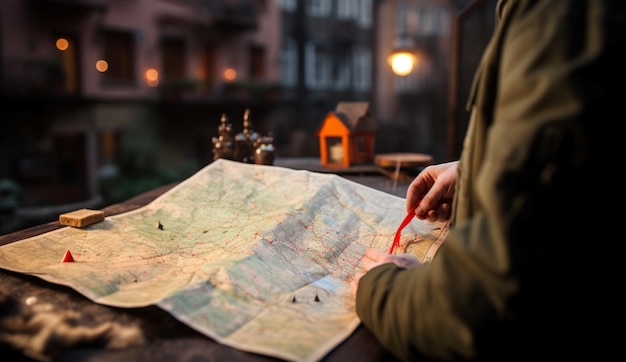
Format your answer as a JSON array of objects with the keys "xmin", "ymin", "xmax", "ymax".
[{"xmin": 389, "ymin": 202, "xmax": 419, "ymax": 254}]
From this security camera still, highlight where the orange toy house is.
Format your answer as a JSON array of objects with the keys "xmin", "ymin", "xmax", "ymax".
[{"xmin": 317, "ymin": 102, "xmax": 377, "ymax": 168}]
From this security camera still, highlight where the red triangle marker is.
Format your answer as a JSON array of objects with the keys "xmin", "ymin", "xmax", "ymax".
[{"xmin": 62, "ymin": 249, "xmax": 75, "ymax": 263}]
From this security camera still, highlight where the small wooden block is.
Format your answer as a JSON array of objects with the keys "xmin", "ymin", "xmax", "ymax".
[{"xmin": 59, "ymin": 208, "xmax": 105, "ymax": 228}]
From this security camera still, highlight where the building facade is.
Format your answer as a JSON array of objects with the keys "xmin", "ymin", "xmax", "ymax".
[
  {"xmin": 0, "ymin": 0, "xmax": 379, "ymax": 233},
  {"xmin": 0, "ymin": 0, "xmax": 282, "ymax": 231},
  {"xmin": 0, "ymin": 0, "xmax": 484, "ymax": 234},
  {"xmin": 374, "ymin": 0, "xmax": 457, "ymax": 161},
  {"xmin": 1, "ymin": 0, "xmax": 279, "ymax": 199},
  {"xmin": 276, "ymin": 0, "xmax": 375, "ymax": 157}
]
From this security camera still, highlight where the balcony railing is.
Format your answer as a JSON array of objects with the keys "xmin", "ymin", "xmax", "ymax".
[
  {"xmin": 2, "ymin": 57, "xmax": 67, "ymax": 95},
  {"xmin": 205, "ymin": 0, "xmax": 259, "ymax": 32},
  {"xmin": 222, "ymin": 80, "xmax": 282, "ymax": 102},
  {"xmin": 27, "ymin": 0, "xmax": 107, "ymax": 11}
]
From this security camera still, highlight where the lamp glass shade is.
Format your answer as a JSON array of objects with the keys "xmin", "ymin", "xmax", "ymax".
[{"xmin": 388, "ymin": 51, "xmax": 415, "ymax": 76}]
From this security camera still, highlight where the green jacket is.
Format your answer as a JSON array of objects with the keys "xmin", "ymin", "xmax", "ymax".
[{"xmin": 356, "ymin": 0, "xmax": 623, "ymax": 360}]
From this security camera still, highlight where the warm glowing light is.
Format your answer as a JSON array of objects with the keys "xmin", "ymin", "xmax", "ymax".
[
  {"xmin": 196, "ymin": 68, "xmax": 206, "ymax": 79},
  {"xmin": 388, "ymin": 51, "xmax": 416, "ymax": 76},
  {"xmin": 96, "ymin": 60, "xmax": 108, "ymax": 72},
  {"xmin": 56, "ymin": 38, "xmax": 69, "ymax": 51},
  {"xmin": 146, "ymin": 68, "xmax": 159, "ymax": 87},
  {"xmin": 223, "ymin": 68, "xmax": 237, "ymax": 81}
]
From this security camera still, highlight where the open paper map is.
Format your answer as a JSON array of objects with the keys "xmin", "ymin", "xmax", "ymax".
[{"xmin": 0, "ymin": 159, "xmax": 448, "ymax": 362}]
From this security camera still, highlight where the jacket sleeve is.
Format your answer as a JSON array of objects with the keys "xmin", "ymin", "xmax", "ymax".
[
  {"xmin": 356, "ymin": 221, "xmax": 516, "ymax": 361},
  {"xmin": 355, "ymin": 0, "xmax": 622, "ymax": 360}
]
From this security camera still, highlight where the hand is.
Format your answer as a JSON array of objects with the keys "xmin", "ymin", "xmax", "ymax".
[
  {"xmin": 406, "ymin": 161, "xmax": 458, "ymax": 223},
  {"xmin": 350, "ymin": 248, "xmax": 420, "ymax": 297}
]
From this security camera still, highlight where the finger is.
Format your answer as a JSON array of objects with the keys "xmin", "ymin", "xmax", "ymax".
[
  {"xmin": 406, "ymin": 193, "xmax": 422, "ymax": 214},
  {"xmin": 365, "ymin": 248, "xmax": 389, "ymax": 262},
  {"xmin": 361, "ymin": 248, "xmax": 391, "ymax": 272},
  {"xmin": 362, "ymin": 256, "xmax": 383, "ymax": 272},
  {"xmin": 427, "ymin": 209, "xmax": 439, "ymax": 223},
  {"xmin": 415, "ymin": 192, "xmax": 440, "ymax": 219},
  {"xmin": 425, "ymin": 202, "xmax": 450, "ymax": 223},
  {"xmin": 350, "ymin": 272, "xmax": 363, "ymax": 297},
  {"xmin": 436, "ymin": 203, "xmax": 451, "ymax": 221},
  {"xmin": 405, "ymin": 179, "xmax": 428, "ymax": 213},
  {"xmin": 415, "ymin": 182, "xmax": 454, "ymax": 218}
]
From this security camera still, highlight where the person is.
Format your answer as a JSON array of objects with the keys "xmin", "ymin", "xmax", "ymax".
[{"xmin": 350, "ymin": 0, "xmax": 623, "ymax": 360}]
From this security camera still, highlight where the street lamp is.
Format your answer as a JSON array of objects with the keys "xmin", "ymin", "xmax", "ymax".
[{"xmin": 388, "ymin": 33, "xmax": 417, "ymax": 76}]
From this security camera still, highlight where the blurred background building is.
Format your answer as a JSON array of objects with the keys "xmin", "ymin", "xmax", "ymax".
[{"xmin": 0, "ymin": 0, "xmax": 496, "ymax": 233}]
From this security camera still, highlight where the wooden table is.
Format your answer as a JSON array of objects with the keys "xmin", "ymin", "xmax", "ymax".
[
  {"xmin": 0, "ymin": 183, "xmax": 399, "ymax": 362},
  {"xmin": 374, "ymin": 152, "xmax": 434, "ymax": 183}
]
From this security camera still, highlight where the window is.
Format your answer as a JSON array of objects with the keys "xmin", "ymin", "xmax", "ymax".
[
  {"xmin": 326, "ymin": 137, "xmax": 344, "ymax": 164},
  {"xmin": 280, "ymin": 0, "xmax": 296, "ymax": 12},
  {"xmin": 249, "ymin": 45, "xmax": 266, "ymax": 80},
  {"xmin": 417, "ymin": 5, "xmax": 449, "ymax": 36},
  {"xmin": 306, "ymin": 43, "xmax": 371, "ymax": 91},
  {"xmin": 99, "ymin": 129, "xmax": 120, "ymax": 166},
  {"xmin": 396, "ymin": 2, "xmax": 409, "ymax": 34},
  {"xmin": 305, "ymin": 42, "xmax": 331, "ymax": 89},
  {"xmin": 161, "ymin": 37, "xmax": 186, "ymax": 81},
  {"xmin": 102, "ymin": 30, "xmax": 135, "ymax": 84},
  {"xmin": 281, "ymin": 38, "xmax": 298, "ymax": 87},
  {"xmin": 248, "ymin": 45, "xmax": 266, "ymax": 80},
  {"xmin": 337, "ymin": 0, "xmax": 372, "ymax": 28},
  {"xmin": 434, "ymin": 5, "xmax": 450, "ymax": 36},
  {"xmin": 337, "ymin": 0, "xmax": 358, "ymax": 19},
  {"xmin": 199, "ymin": 46, "xmax": 218, "ymax": 92},
  {"xmin": 55, "ymin": 34, "xmax": 80, "ymax": 94},
  {"xmin": 307, "ymin": 0, "xmax": 331, "ymax": 17},
  {"xmin": 333, "ymin": 52, "xmax": 350, "ymax": 90},
  {"xmin": 358, "ymin": 0, "xmax": 373, "ymax": 28},
  {"xmin": 417, "ymin": 7, "xmax": 435, "ymax": 36},
  {"xmin": 355, "ymin": 135, "xmax": 366, "ymax": 155},
  {"xmin": 353, "ymin": 47, "xmax": 371, "ymax": 91}
]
